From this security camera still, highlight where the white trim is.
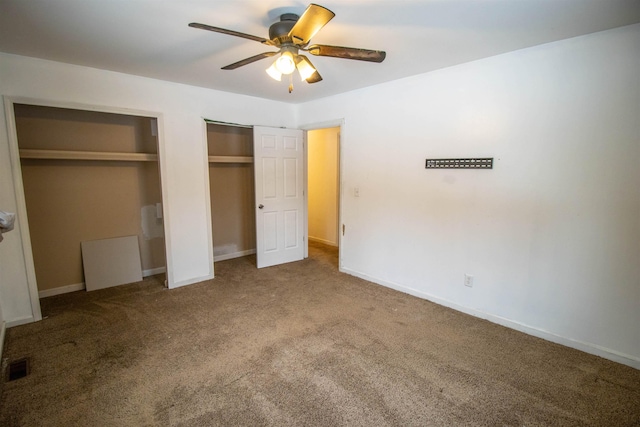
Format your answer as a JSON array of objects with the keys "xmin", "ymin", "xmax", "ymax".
[
  {"xmin": 203, "ymin": 118, "xmax": 252, "ymax": 129},
  {"xmin": 169, "ymin": 273, "xmax": 214, "ymax": 289},
  {"xmin": 143, "ymin": 266, "xmax": 166, "ymax": 277},
  {"xmin": 6, "ymin": 315, "xmax": 35, "ymax": 328},
  {"xmin": 303, "ymin": 132, "xmax": 309, "ymax": 259},
  {"xmin": 308, "ymin": 236, "xmax": 338, "ymax": 247},
  {"xmin": 38, "ymin": 282, "xmax": 85, "ymax": 298},
  {"xmin": 299, "ymin": 119, "xmax": 346, "ymax": 132},
  {"xmin": 5, "ymin": 96, "xmax": 163, "ymax": 117},
  {"xmin": 3, "ymin": 97, "xmax": 42, "ymax": 323},
  {"xmin": 300, "ymin": 118, "xmax": 345, "ymax": 269},
  {"xmin": 36, "ymin": 267, "xmax": 167, "ymax": 298},
  {"xmin": 0, "ymin": 320, "xmax": 5, "ymax": 360},
  {"xmin": 213, "ymin": 249, "xmax": 256, "ymax": 262},
  {"xmin": 342, "ymin": 267, "xmax": 640, "ymax": 370},
  {"xmin": 200, "ymin": 119, "xmax": 215, "ymax": 284},
  {"xmin": 154, "ymin": 115, "xmax": 175, "ymax": 287}
]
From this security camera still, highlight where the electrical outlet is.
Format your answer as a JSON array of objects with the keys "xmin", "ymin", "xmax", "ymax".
[{"xmin": 464, "ymin": 274, "xmax": 474, "ymax": 287}]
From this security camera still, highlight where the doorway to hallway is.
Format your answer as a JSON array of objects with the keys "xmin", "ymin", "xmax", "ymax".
[{"xmin": 307, "ymin": 126, "xmax": 340, "ymax": 268}]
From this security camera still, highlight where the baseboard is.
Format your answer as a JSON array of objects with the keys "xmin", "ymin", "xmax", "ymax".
[
  {"xmin": 39, "ymin": 282, "xmax": 85, "ymax": 298},
  {"xmin": 37, "ymin": 267, "xmax": 167, "ymax": 299},
  {"xmin": 214, "ymin": 249, "xmax": 256, "ymax": 262},
  {"xmin": 6, "ymin": 315, "xmax": 35, "ymax": 328},
  {"xmin": 341, "ymin": 267, "xmax": 640, "ymax": 370},
  {"xmin": 308, "ymin": 236, "xmax": 338, "ymax": 247},
  {"xmin": 0, "ymin": 320, "xmax": 6, "ymax": 360},
  {"xmin": 143, "ymin": 266, "xmax": 166, "ymax": 277},
  {"xmin": 168, "ymin": 272, "xmax": 214, "ymax": 289}
]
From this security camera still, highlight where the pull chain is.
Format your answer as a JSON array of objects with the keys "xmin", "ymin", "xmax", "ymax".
[{"xmin": 288, "ymin": 73, "xmax": 294, "ymax": 93}]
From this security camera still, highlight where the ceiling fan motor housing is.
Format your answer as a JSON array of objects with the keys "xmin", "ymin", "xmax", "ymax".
[{"xmin": 269, "ymin": 13, "xmax": 299, "ymax": 44}]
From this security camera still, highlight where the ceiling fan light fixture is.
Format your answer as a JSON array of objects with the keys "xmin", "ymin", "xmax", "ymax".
[
  {"xmin": 266, "ymin": 63, "xmax": 282, "ymax": 81},
  {"xmin": 295, "ymin": 56, "xmax": 316, "ymax": 81},
  {"xmin": 190, "ymin": 3, "xmax": 386, "ymax": 92},
  {"xmin": 275, "ymin": 50, "xmax": 296, "ymax": 75}
]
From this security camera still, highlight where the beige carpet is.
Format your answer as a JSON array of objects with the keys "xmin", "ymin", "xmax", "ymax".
[{"xmin": 1, "ymin": 242, "xmax": 639, "ymax": 426}]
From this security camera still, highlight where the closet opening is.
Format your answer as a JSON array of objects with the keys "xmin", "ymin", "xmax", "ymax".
[
  {"xmin": 12, "ymin": 103, "xmax": 167, "ymax": 303},
  {"xmin": 206, "ymin": 122, "xmax": 257, "ymax": 262}
]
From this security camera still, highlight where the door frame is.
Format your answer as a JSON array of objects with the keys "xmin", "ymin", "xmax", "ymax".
[
  {"xmin": 3, "ymin": 96, "xmax": 168, "ymax": 325},
  {"xmin": 300, "ymin": 119, "xmax": 344, "ymax": 270}
]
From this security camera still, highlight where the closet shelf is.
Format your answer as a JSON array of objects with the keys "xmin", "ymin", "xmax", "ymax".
[
  {"xmin": 208, "ymin": 156, "xmax": 253, "ymax": 164},
  {"xmin": 20, "ymin": 150, "xmax": 253, "ymax": 164},
  {"xmin": 19, "ymin": 149, "xmax": 158, "ymax": 162}
]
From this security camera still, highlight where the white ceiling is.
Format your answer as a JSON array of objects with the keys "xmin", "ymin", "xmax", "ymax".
[{"xmin": 1, "ymin": 0, "xmax": 639, "ymax": 104}]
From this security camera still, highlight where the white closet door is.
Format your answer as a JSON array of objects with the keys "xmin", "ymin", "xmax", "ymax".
[{"xmin": 253, "ymin": 126, "xmax": 305, "ymax": 268}]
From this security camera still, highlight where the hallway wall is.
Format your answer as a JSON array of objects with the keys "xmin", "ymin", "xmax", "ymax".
[{"xmin": 308, "ymin": 127, "xmax": 339, "ymax": 246}]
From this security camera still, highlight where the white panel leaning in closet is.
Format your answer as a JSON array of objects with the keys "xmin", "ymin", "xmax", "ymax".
[
  {"xmin": 206, "ymin": 122, "xmax": 257, "ymax": 262},
  {"xmin": 14, "ymin": 104, "xmax": 167, "ymax": 297}
]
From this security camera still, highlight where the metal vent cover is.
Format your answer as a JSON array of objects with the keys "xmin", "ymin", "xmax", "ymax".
[{"xmin": 6, "ymin": 358, "xmax": 30, "ymax": 382}]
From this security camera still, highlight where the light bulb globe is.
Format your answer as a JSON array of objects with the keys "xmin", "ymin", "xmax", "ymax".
[
  {"xmin": 266, "ymin": 62, "xmax": 282, "ymax": 81},
  {"xmin": 275, "ymin": 51, "xmax": 296, "ymax": 75}
]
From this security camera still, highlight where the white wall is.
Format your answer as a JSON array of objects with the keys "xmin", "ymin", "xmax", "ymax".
[
  {"xmin": 298, "ymin": 24, "xmax": 640, "ymax": 368},
  {"xmin": 0, "ymin": 53, "xmax": 295, "ymax": 326},
  {"xmin": 308, "ymin": 127, "xmax": 339, "ymax": 246}
]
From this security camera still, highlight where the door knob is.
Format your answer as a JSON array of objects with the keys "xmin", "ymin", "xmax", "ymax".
[{"xmin": 258, "ymin": 204, "xmax": 264, "ymax": 209}]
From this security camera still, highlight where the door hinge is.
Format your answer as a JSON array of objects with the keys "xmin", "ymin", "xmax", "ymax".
[{"xmin": 342, "ymin": 224, "xmax": 345, "ymax": 236}]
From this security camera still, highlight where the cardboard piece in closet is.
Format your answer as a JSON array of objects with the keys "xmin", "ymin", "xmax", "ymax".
[{"xmin": 81, "ymin": 236, "xmax": 143, "ymax": 291}]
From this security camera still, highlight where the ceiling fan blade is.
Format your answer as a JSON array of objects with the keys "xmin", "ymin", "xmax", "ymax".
[
  {"xmin": 189, "ymin": 22, "xmax": 274, "ymax": 46},
  {"xmin": 307, "ymin": 44, "xmax": 386, "ymax": 63},
  {"xmin": 221, "ymin": 51, "xmax": 278, "ymax": 70},
  {"xmin": 288, "ymin": 4, "xmax": 335, "ymax": 45}
]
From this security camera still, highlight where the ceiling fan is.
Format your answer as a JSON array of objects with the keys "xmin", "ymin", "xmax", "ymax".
[{"xmin": 189, "ymin": 3, "xmax": 386, "ymax": 93}]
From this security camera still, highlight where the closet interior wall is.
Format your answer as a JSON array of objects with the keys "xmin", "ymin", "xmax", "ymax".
[
  {"xmin": 15, "ymin": 104, "xmax": 166, "ymax": 295},
  {"xmin": 207, "ymin": 123, "xmax": 256, "ymax": 261}
]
